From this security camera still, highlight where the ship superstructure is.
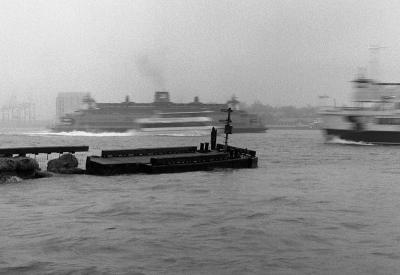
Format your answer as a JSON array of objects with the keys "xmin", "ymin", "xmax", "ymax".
[{"xmin": 52, "ymin": 91, "xmax": 266, "ymax": 133}]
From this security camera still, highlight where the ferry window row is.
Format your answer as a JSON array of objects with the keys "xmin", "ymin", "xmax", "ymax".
[{"xmin": 376, "ymin": 117, "xmax": 400, "ymax": 125}]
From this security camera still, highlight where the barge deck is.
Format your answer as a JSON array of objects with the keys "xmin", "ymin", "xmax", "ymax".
[{"xmin": 85, "ymin": 144, "xmax": 257, "ymax": 175}]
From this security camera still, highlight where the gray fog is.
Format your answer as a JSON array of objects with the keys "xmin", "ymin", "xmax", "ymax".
[{"xmin": 1, "ymin": 0, "xmax": 400, "ymax": 119}]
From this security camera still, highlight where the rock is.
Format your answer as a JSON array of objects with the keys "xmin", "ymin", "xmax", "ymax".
[
  {"xmin": 0, "ymin": 158, "xmax": 17, "ymax": 172},
  {"xmin": 15, "ymin": 157, "xmax": 40, "ymax": 178},
  {"xmin": 15, "ymin": 157, "xmax": 40, "ymax": 171},
  {"xmin": 0, "ymin": 156, "xmax": 52, "ymax": 181},
  {"xmin": 47, "ymin": 153, "xmax": 82, "ymax": 174},
  {"xmin": 0, "ymin": 175, "xmax": 23, "ymax": 184}
]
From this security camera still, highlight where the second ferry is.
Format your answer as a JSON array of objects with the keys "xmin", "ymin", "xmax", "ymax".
[
  {"xmin": 53, "ymin": 91, "xmax": 267, "ymax": 133},
  {"xmin": 320, "ymin": 73, "xmax": 400, "ymax": 144}
]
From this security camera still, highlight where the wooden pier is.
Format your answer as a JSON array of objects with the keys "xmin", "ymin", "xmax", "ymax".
[{"xmin": 0, "ymin": 146, "xmax": 89, "ymax": 157}]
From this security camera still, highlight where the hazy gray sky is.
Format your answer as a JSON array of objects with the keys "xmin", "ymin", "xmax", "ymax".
[{"xmin": 1, "ymin": 0, "xmax": 400, "ymax": 118}]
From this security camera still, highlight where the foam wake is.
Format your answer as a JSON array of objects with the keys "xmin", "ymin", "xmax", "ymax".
[
  {"xmin": 22, "ymin": 130, "xmax": 139, "ymax": 137},
  {"xmin": 21, "ymin": 129, "xmax": 210, "ymax": 137},
  {"xmin": 326, "ymin": 136, "xmax": 373, "ymax": 146}
]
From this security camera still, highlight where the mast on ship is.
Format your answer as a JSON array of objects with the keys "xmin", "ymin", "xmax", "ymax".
[{"xmin": 221, "ymin": 107, "xmax": 233, "ymax": 152}]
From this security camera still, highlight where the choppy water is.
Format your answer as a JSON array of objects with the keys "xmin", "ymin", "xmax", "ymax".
[{"xmin": 1, "ymin": 129, "xmax": 400, "ymax": 274}]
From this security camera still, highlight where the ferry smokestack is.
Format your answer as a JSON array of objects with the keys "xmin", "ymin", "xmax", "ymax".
[{"xmin": 154, "ymin": 91, "xmax": 170, "ymax": 103}]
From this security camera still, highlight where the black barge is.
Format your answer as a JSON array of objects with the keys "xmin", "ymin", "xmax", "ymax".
[
  {"xmin": 86, "ymin": 108, "xmax": 258, "ymax": 175},
  {"xmin": 86, "ymin": 144, "xmax": 257, "ymax": 175}
]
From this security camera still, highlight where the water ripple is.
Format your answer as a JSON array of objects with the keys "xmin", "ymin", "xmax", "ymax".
[{"xmin": 1, "ymin": 130, "xmax": 400, "ymax": 274}]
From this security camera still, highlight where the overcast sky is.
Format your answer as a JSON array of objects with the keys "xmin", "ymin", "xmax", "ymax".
[{"xmin": 1, "ymin": 0, "xmax": 400, "ymax": 119}]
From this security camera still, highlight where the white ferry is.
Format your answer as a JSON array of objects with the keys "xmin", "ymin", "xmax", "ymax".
[
  {"xmin": 135, "ymin": 111, "xmax": 214, "ymax": 132},
  {"xmin": 320, "ymin": 75, "xmax": 400, "ymax": 144},
  {"xmin": 52, "ymin": 92, "xmax": 267, "ymax": 133}
]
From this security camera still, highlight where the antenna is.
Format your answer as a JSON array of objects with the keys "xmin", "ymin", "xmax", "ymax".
[
  {"xmin": 221, "ymin": 108, "xmax": 233, "ymax": 152},
  {"xmin": 368, "ymin": 45, "xmax": 386, "ymax": 81}
]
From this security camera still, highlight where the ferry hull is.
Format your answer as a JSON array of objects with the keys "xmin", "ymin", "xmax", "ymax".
[
  {"xmin": 233, "ymin": 127, "xmax": 268, "ymax": 133},
  {"xmin": 51, "ymin": 126, "xmax": 137, "ymax": 133},
  {"xmin": 52, "ymin": 125, "xmax": 267, "ymax": 134},
  {"xmin": 324, "ymin": 129, "xmax": 400, "ymax": 144}
]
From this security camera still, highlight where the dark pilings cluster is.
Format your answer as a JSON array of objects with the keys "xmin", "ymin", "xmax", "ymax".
[{"xmin": 199, "ymin": 142, "xmax": 210, "ymax": 153}]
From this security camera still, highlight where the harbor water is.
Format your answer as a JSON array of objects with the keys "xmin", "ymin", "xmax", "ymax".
[{"xmin": 1, "ymin": 129, "xmax": 400, "ymax": 274}]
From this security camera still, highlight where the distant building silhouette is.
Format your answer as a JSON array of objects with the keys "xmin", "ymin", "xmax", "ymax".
[{"xmin": 1, "ymin": 96, "xmax": 36, "ymax": 121}]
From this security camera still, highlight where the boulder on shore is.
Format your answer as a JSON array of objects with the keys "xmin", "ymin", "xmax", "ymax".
[
  {"xmin": 15, "ymin": 157, "xmax": 40, "ymax": 178},
  {"xmin": 0, "ymin": 158, "xmax": 17, "ymax": 172},
  {"xmin": 47, "ymin": 153, "xmax": 84, "ymax": 174},
  {"xmin": 0, "ymin": 175, "xmax": 22, "ymax": 183},
  {"xmin": 0, "ymin": 156, "xmax": 48, "ymax": 181}
]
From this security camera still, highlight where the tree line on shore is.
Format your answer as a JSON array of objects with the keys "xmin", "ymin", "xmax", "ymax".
[{"xmin": 244, "ymin": 101, "xmax": 319, "ymax": 126}]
